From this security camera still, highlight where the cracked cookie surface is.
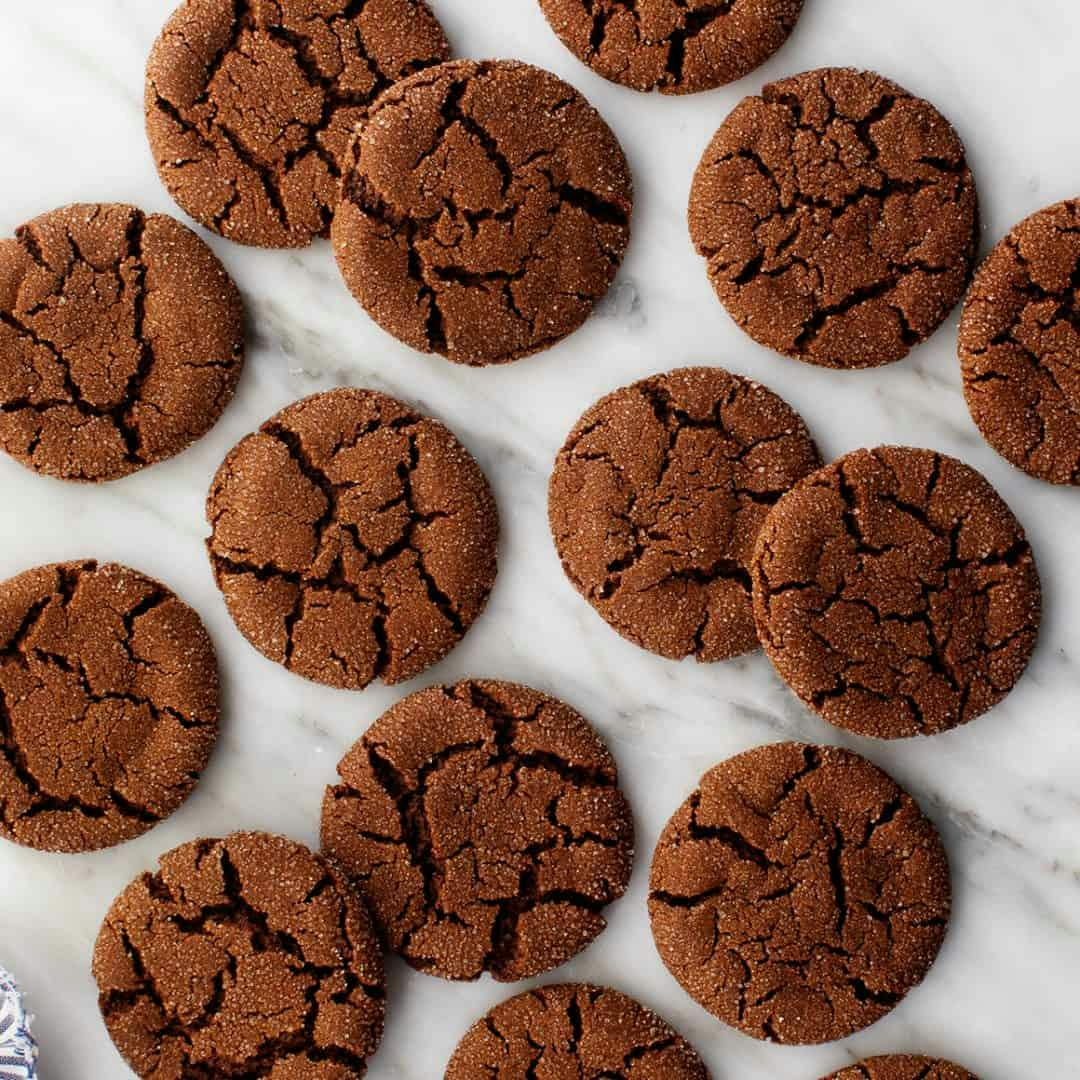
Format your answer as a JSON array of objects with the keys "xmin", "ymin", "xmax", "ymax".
[
  {"xmin": 321, "ymin": 680, "xmax": 634, "ymax": 981},
  {"xmin": 445, "ymin": 983, "xmax": 709, "ymax": 1078},
  {"xmin": 822, "ymin": 1055, "xmax": 977, "ymax": 1080},
  {"xmin": 207, "ymin": 388, "xmax": 497, "ymax": 690},
  {"xmin": 0, "ymin": 560, "xmax": 218, "ymax": 853},
  {"xmin": 960, "ymin": 199, "xmax": 1080, "ymax": 485},
  {"xmin": 538, "ymin": 0, "xmax": 804, "ymax": 95},
  {"xmin": 649, "ymin": 742, "xmax": 950, "ymax": 1044},
  {"xmin": 331, "ymin": 59, "xmax": 633, "ymax": 366},
  {"xmin": 93, "ymin": 831, "xmax": 385, "ymax": 1079},
  {"xmin": 0, "ymin": 203, "xmax": 243, "ymax": 482},
  {"xmin": 145, "ymin": 0, "xmax": 450, "ymax": 248},
  {"xmin": 689, "ymin": 67, "xmax": 978, "ymax": 369},
  {"xmin": 751, "ymin": 446, "xmax": 1040, "ymax": 738},
  {"xmin": 549, "ymin": 367, "xmax": 820, "ymax": 662}
]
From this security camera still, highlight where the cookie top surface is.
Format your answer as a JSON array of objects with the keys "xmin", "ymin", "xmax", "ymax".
[
  {"xmin": 960, "ymin": 198, "xmax": 1080, "ymax": 484},
  {"xmin": 0, "ymin": 560, "xmax": 218, "ymax": 853},
  {"xmin": 649, "ymin": 742, "xmax": 950, "ymax": 1045},
  {"xmin": 549, "ymin": 366, "xmax": 820, "ymax": 662},
  {"xmin": 321, "ymin": 679, "xmax": 634, "ymax": 981},
  {"xmin": 689, "ymin": 67, "xmax": 978, "ymax": 369},
  {"xmin": 445, "ymin": 983, "xmax": 709, "ymax": 1079},
  {"xmin": 331, "ymin": 59, "xmax": 633, "ymax": 366},
  {"xmin": 206, "ymin": 388, "xmax": 498, "ymax": 690},
  {"xmin": 538, "ymin": 0, "xmax": 804, "ymax": 95},
  {"xmin": 93, "ymin": 831, "xmax": 385, "ymax": 1079},
  {"xmin": 0, "ymin": 203, "xmax": 243, "ymax": 482},
  {"xmin": 752, "ymin": 446, "xmax": 1040, "ymax": 738},
  {"xmin": 145, "ymin": 0, "xmax": 450, "ymax": 248},
  {"xmin": 822, "ymin": 1056, "xmax": 977, "ymax": 1080}
]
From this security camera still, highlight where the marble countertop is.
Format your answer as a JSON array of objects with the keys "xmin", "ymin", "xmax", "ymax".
[{"xmin": 2, "ymin": 1, "xmax": 1080, "ymax": 1076}]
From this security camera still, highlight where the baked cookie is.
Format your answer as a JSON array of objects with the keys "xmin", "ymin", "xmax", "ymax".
[
  {"xmin": 960, "ymin": 198, "xmax": 1080, "ymax": 484},
  {"xmin": 332, "ymin": 59, "xmax": 633, "ymax": 366},
  {"xmin": 752, "ymin": 446, "xmax": 1040, "ymax": 738},
  {"xmin": 549, "ymin": 367, "xmax": 820, "ymax": 662},
  {"xmin": 145, "ymin": 0, "xmax": 450, "ymax": 247},
  {"xmin": 538, "ymin": 0, "xmax": 804, "ymax": 95},
  {"xmin": 321, "ymin": 680, "xmax": 634, "ymax": 981},
  {"xmin": 445, "ymin": 983, "xmax": 709, "ymax": 1078},
  {"xmin": 0, "ymin": 560, "xmax": 218, "ymax": 853},
  {"xmin": 689, "ymin": 68, "xmax": 978, "ymax": 369},
  {"xmin": 649, "ymin": 742, "xmax": 950, "ymax": 1044},
  {"xmin": 0, "ymin": 203, "xmax": 243, "ymax": 481},
  {"xmin": 93, "ymin": 832, "xmax": 385, "ymax": 1078},
  {"xmin": 822, "ymin": 1056, "xmax": 977, "ymax": 1080},
  {"xmin": 206, "ymin": 388, "xmax": 497, "ymax": 690}
]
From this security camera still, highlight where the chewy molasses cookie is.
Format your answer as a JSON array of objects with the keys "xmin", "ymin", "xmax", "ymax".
[
  {"xmin": 549, "ymin": 367, "xmax": 820, "ymax": 662},
  {"xmin": 960, "ymin": 199, "xmax": 1080, "ymax": 484},
  {"xmin": 207, "ymin": 388, "xmax": 497, "ymax": 690},
  {"xmin": 689, "ymin": 68, "xmax": 978, "ymax": 369},
  {"xmin": 752, "ymin": 446, "xmax": 1040, "ymax": 738},
  {"xmin": 332, "ymin": 59, "xmax": 633, "ymax": 366},
  {"xmin": 0, "ymin": 203, "xmax": 243, "ymax": 481},
  {"xmin": 146, "ymin": 0, "xmax": 450, "ymax": 248},
  {"xmin": 649, "ymin": 742, "xmax": 950, "ymax": 1045},
  {"xmin": 822, "ymin": 1056, "xmax": 977, "ymax": 1080},
  {"xmin": 0, "ymin": 560, "xmax": 218, "ymax": 853},
  {"xmin": 539, "ymin": 0, "xmax": 804, "ymax": 95},
  {"xmin": 321, "ymin": 680, "xmax": 634, "ymax": 981},
  {"xmin": 445, "ymin": 983, "xmax": 709, "ymax": 1078},
  {"xmin": 94, "ymin": 831, "xmax": 385, "ymax": 1079}
]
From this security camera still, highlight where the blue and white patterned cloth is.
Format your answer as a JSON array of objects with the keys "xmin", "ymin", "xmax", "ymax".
[{"xmin": 0, "ymin": 967, "xmax": 36, "ymax": 1080}]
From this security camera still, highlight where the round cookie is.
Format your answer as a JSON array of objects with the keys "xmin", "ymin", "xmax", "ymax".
[
  {"xmin": 538, "ymin": 0, "xmax": 804, "ymax": 95},
  {"xmin": 549, "ymin": 367, "xmax": 820, "ymax": 662},
  {"xmin": 445, "ymin": 983, "xmax": 710, "ymax": 1078},
  {"xmin": 0, "ymin": 560, "xmax": 218, "ymax": 853},
  {"xmin": 649, "ymin": 742, "xmax": 950, "ymax": 1045},
  {"xmin": 321, "ymin": 679, "xmax": 634, "ymax": 981},
  {"xmin": 332, "ymin": 59, "xmax": 633, "ymax": 366},
  {"xmin": 93, "ymin": 831, "xmax": 385, "ymax": 1079},
  {"xmin": 960, "ymin": 199, "xmax": 1080, "ymax": 484},
  {"xmin": 689, "ymin": 67, "xmax": 978, "ymax": 369},
  {"xmin": 752, "ymin": 446, "xmax": 1040, "ymax": 738},
  {"xmin": 822, "ymin": 1056, "xmax": 977, "ymax": 1080},
  {"xmin": 145, "ymin": 0, "xmax": 450, "ymax": 248},
  {"xmin": 206, "ymin": 388, "xmax": 498, "ymax": 690},
  {"xmin": 0, "ymin": 203, "xmax": 243, "ymax": 482}
]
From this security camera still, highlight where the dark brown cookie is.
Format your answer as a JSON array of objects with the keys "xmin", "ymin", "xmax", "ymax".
[
  {"xmin": 538, "ymin": 0, "xmax": 804, "ymax": 95},
  {"xmin": 649, "ymin": 742, "xmax": 950, "ymax": 1045},
  {"xmin": 0, "ymin": 560, "xmax": 218, "ymax": 853},
  {"xmin": 206, "ymin": 388, "xmax": 498, "ymax": 690},
  {"xmin": 93, "ymin": 831, "xmax": 385, "ymax": 1078},
  {"xmin": 445, "ymin": 983, "xmax": 710, "ymax": 1078},
  {"xmin": 0, "ymin": 203, "xmax": 243, "ymax": 482},
  {"xmin": 549, "ymin": 367, "xmax": 820, "ymax": 662},
  {"xmin": 960, "ymin": 199, "xmax": 1080, "ymax": 484},
  {"xmin": 822, "ymin": 1056, "xmax": 978, "ymax": 1080},
  {"xmin": 321, "ymin": 680, "xmax": 634, "ymax": 981},
  {"xmin": 145, "ymin": 0, "xmax": 450, "ymax": 248},
  {"xmin": 332, "ymin": 59, "xmax": 633, "ymax": 366},
  {"xmin": 689, "ymin": 68, "xmax": 978, "ymax": 369},
  {"xmin": 752, "ymin": 446, "xmax": 1041, "ymax": 738}
]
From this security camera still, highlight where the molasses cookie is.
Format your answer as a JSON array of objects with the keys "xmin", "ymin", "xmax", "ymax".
[
  {"xmin": 549, "ymin": 367, "xmax": 820, "ymax": 661},
  {"xmin": 206, "ymin": 388, "xmax": 497, "ymax": 690},
  {"xmin": 0, "ymin": 203, "xmax": 243, "ymax": 481},
  {"xmin": 93, "ymin": 831, "xmax": 385, "ymax": 1079},
  {"xmin": 960, "ymin": 199, "xmax": 1080, "ymax": 484},
  {"xmin": 689, "ymin": 68, "xmax": 978, "ymax": 369},
  {"xmin": 146, "ymin": 0, "xmax": 450, "ymax": 248},
  {"xmin": 822, "ymin": 1056, "xmax": 977, "ymax": 1080},
  {"xmin": 332, "ymin": 59, "xmax": 633, "ymax": 366},
  {"xmin": 538, "ymin": 0, "xmax": 804, "ymax": 95},
  {"xmin": 752, "ymin": 446, "xmax": 1040, "ymax": 738},
  {"xmin": 445, "ymin": 983, "xmax": 709, "ymax": 1078},
  {"xmin": 0, "ymin": 560, "xmax": 218, "ymax": 853},
  {"xmin": 649, "ymin": 742, "xmax": 950, "ymax": 1045},
  {"xmin": 321, "ymin": 680, "xmax": 634, "ymax": 981}
]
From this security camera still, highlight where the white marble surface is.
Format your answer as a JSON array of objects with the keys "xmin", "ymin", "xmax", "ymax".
[{"xmin": 1, "ymin": 1, "xmax": 1079, "ymax": 1077}]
